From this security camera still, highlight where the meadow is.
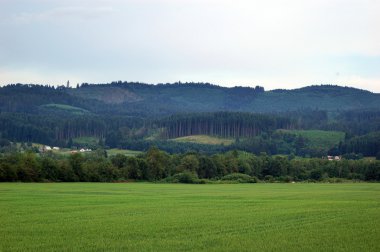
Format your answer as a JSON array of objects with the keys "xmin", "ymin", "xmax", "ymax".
[
  {"xmin": 107, "ymin": 148, "xmax": 143, "ymax": 156},
  {"xmin": 172, "ymin": 135, "xmax": 235, "ymax": 145},
  {"xmin": 1, "ymin": 183, "xmax": 379, "ymax": 251},
  {"xmin": 277, "ymin": 129, "xmax": 345, "ymax": 149},
  {"xmin": 40, "ymin": 104, "xmax": 90, "ymax": 115}
]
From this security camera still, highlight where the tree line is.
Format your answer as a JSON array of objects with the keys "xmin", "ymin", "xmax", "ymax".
[
  {"xmin": 2, "ymin": 112, "xmax": 379, "ymax": 158},
  {"xmin": 156, "ymin": 112, "xmax": 296, "ymax": 139},
  {"xmin": 1, "ymin": 147, "xmax": 379, "ymax": 183}
]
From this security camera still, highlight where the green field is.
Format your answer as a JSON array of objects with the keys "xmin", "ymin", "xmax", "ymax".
[
  {"xmin": 107, "ymin": 148, "xmax": 143, "ymax": 156},
  {"xmin": 40, "ymin": 104, "xmax": 89, "ymax": 115},
  {"xmin": 278, "ymin": 129, "xmax": 345, "ymax": 149},
  {"xmin": 173, "ymin": 135, "xmax": 234, "ymax": 145},
  {"xmin": 1, "ymin": 183, "xmax": 379, "ymax": 251}
]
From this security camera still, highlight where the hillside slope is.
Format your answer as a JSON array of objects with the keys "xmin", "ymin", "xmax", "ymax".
[{"xmin": 1, "ymin": 83, "xmax": 379, "ymax": 116}]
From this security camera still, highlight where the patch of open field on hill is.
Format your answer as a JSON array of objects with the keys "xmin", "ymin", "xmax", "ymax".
[
  {"xmin": 278, "ymin": 129, "xmax": 345, "ymax": 149},
  {"xmin": 107, "ymin": 148, "xmax": 143, "ymax": 156},
  {"xmin": 40, "ymin": 103, "xmax": 90, "ymax": 114},
  {"xmin": 172, "ymin": 135, "xmax": 235, "ymax": 145}
]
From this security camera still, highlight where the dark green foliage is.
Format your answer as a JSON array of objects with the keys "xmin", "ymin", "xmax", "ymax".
[
  {"xmin": 342, "ymin": 153, "xmax": 363, "ymax": 160},
  {"xmin": 310, "ymin": 169, "xmax": 323, "ymax": 181},
  {"xmin": 338, "ymin": 132, "xmax": 380, "ymax": 157},
  {"xmin": 1, "ymin": 147, "xmax": 380, "ymax": 182},
  {"xmin": 110, "ymin": 154, "xmax": 128, "ymax": 169},
  {"xmin": 365, "ymin": 163, "xmax": 380, "ymax": 181},
  {"xmin": 171, "ymin": 171, "xmax": 199, "ymax": 184},
  {"xmin": 126, "ymin": 157, "xmax": 141, "ymax": 180},
  {"xmin": 177, "ymin": 154, "xmax": 199, "ymax": 173},
  {"xmin": 221, "ymin": 173, "xmax": 258, "ymax": 183},
  {"xmin": 0, "ymin": 83, "xmax": 379, "ymax": 158},
  {"xmin": 157, "ymin": 112, "xmax": 295, "ymax": 139},
  {"xmin": 0, "ymin": 139, "xmax": 11, "ymax": 147},
  {"xmin": 197, "ymin": 156, "xmax": 217, "ymax": 179},
  {"xmin": 18, "ymin": 152, "xmax": 40, "ymax": 182},
  {"xmin": 2, "ymin": 83, "xmax": 379, "ymax": 116},
  {"xmin": 146, "ymin": 146, "xmax": 170, "ymax": 180}
]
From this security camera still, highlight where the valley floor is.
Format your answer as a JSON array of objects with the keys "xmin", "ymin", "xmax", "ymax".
[{"xmin": 1, "ymin": 183, "xmax": 379, "ymax": 251}]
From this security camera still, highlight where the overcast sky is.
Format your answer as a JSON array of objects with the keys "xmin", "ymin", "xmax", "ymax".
[{"xmin": 0, "ymin": 0, "xmax": 379, "ymax": 92}]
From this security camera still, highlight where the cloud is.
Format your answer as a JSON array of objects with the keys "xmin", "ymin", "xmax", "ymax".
[
  {"xmin": 0, "ymin": 0, "xmax": 379, "ymax": 92},
  {"xmin": 9, "ymin": 6, "xmax": 115, "ymax": 24}
]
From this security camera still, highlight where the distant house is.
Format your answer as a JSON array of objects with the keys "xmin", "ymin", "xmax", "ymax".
[
  {"xmin": 76, "ymin": 148, "xmax": 92, "ymax": 153},
  {"xmin": 53, "ymin": 147, "xmax": 60, "ymax": 150},
  {"xmin": 327, "ymin": 155, "xmax": 341, "ymax": 161},
  {"xmin": 45, "ymin": 146, "xmax": 52, "ymax": 151}
]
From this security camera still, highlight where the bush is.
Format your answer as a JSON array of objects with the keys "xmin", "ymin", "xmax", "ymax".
[
  {"xmin": 221, "ymin": 173, "xmax": 258, "ymax": 183},
  {"xmin": 347, "ymin": 173, "xmax": 364, "ymax": 180},
  {"xmin": 172, "ymin": 171, "xmax": 199, "ymax": 184},
  {"xmin": 310, "ymin": 169, "xmax": 323, "ymax": 181},
  {"xmin": 278, "ymin": 175, "xmax": 293, "ymax": 183},
  {"xmin": 198, "ymin": 179, "xmax": 208, "ymax": 184},
  {"xmin": 264, "ymin": 175, "xmax": 275, "ymax": 183},
  {"xmin": 365, "ymin": 163, "xmax": 380, "ymax": 181},
  {"xmin": 322, "ymin": 177, "xmax": 344, "ymax": 183}
]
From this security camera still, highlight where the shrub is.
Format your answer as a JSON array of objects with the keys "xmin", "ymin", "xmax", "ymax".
[
  {"xmin": 347, "ymin": 173, "xmax": 364, "ymax": 180},
  {"xmin": 264, "ymin": 175, "xmax": 275, "ymax": 183},
  {"xmin": 278, "ymin": 175, "xmax": 293, "ymax": 183},
  {"xmin": 172, "ymin": 171, "xmax": 199, "ymax": 184},
  {"xmin": 221, "ymin": 173, "xmax": 258, "ymax": 183},
  {"xmin": 323, "ymin": 177, "xmax": 344, "ymax": 183},
  {"xmin": 198, "ymin": 179, "xmax": 208, "ymax": 184},
  {"xmin": 310, "ymin": 169, "xmax": 323, "ymax": 181}
]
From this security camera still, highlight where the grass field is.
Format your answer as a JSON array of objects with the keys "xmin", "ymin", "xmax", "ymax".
[
  {"xmin": 40, "ymin": 104, "xmax": 89, "ymax": 115},
  {"xmin": 278, "ymin": 129, "xmax": 345, "ymax": 149},
  {"xmin": 107, "ymin": 149, "xmax": 143, "ymax": 156},
  {"xmin": 1, "ymin": 183, "xmax": 379, "ymax": 251},
  {"xmin": 173, "ymin": 135, "xmax": 235, "ymax": 145}
]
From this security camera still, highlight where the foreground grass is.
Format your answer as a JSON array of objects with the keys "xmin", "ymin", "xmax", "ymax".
[{"xmin": 0, "ymin": 183, "xmax": 379, "ymax": 251}]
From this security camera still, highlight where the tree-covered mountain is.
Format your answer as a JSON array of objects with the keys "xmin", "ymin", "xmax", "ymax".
[
  {"xmin": 0, "ymin": 82, "xmax": 379, "ymax": 157},
  {"xmin": 1, "ymin": 82, "xmax": 379, "ymax": 116}
]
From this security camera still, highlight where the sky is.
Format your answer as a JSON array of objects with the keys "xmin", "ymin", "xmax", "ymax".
[{"xmin": 0, "ymin": 0, "xmax": 379, "ymax": 92}]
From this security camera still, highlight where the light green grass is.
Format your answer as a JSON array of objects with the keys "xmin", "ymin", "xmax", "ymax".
[
  {"xmin": 173, "ymin": 135, "xmax": 234, "ymax": 145},
  {"xmin": 40, "ymin": 104, "xmax": 89, "ymax": 114},
  {"xmin": 279, "ymin": 129, "xmax": 345, "ymax": 149},
  {"xmin": 107, "ymin": 149, "xmax": 143, "ymax": 156},
  {"xmin": 1, "ymin": 183, "xmax": 379, "ymax": 251}
]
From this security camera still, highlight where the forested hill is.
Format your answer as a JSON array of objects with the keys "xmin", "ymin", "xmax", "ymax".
[{"xmin": 1, "ymin": 82, "xmax": 379, "ymax": 116}]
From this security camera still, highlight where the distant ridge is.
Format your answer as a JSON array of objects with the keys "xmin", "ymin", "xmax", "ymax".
[
  {"xmin": 272, "ymin": 84, "xmax": 375, "ymax": 94},
  {"xmin": 0, "ymin": 82, "xmax": 379, "ymax": 116}
]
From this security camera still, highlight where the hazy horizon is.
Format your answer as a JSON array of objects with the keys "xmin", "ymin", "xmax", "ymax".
[
  {"xmin": 1, "ymin": 0, "xmax": 379, "ymax": 92},
  {"xmin": 2, "ymin": 81, "xmax": 380, "ymax": 94}
]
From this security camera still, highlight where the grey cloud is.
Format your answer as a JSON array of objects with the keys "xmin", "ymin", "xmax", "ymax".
[{"xmin": 10, "ymin": 6, "xmax": 115, "ymax": 24}]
